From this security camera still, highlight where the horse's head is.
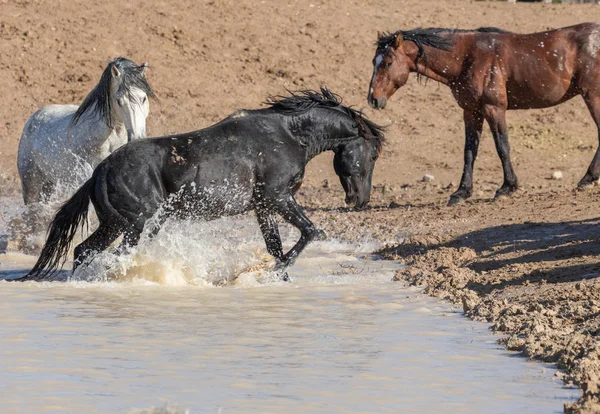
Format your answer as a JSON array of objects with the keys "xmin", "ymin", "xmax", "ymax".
[
  {"xmin": 367, "ymin": 31, "xmax": 428, "ymax": 109},
  {"xmin": 110, "ymin": 59, "xmax": 154, "ymax": 142},
  {"xmin": 368, "ymin": 31, "xmax": 415, "ymax": 110},
  {"xmin": 265, "ymin": 88, "xmax": 384, "ymax": 210},
  {"xmin": 369, "ymin": 29, "xmax": 458, "ymax": 109},
  {"xmin": 70, "ymin": 58, "xmax": 156, "ymax": 138},
  {"xmin": 333, "ymin": 114, "xmax": 384, "ymax": 211}
]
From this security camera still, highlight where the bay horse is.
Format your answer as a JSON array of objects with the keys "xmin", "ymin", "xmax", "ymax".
[
  {"xmin": 17, "ymin": 57, "xmax": 156, "ymax": 221},
  {"xmin": 19, "ymin": 88, "xmax": 384, "ymax": 282},
  {"xmin": 367, "ymin": 23, "xmax": 600, "ymax": 205}
]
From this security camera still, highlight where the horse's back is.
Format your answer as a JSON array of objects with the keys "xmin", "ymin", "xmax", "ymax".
[
  {"xmin": 18, "ymin": 104, "xmax": 80, "ymax": 202},
  {"xmin": 93, "ymin": 134, "xmax": 253, "ymax": 224},
  {"xmin": 461, "ymin": 24, "xmax": 600, "ymax": 109},
  {"xmin": 573, "ymin": 22, "xmax": 600, "ymax": 60},
  {"xmin": 495, "ymin": 22, "xmax": 600, "ymax": 62},
  {"xmin": 93, "ymin": 114, "xmax": 301, "ymax": 223},
  {"xmin": 19, "ymin": 104, "xmax": 77, "ymax": 151}
]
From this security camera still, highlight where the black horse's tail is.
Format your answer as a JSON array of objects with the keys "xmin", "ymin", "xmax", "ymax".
[{"xmin": 21, "ymin": 178, "xmax": 95, "ymax": 281}]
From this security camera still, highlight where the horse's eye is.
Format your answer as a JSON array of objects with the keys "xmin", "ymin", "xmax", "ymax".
[
  {"xmin": 116, "ymin": 98, "xmax": 124, "ymax": 107},
  {"xmin": 142, "ymin": 96, "xmax": 147, "ymax": 104}
]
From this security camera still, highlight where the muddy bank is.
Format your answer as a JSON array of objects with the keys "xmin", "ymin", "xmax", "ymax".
[
  {"xmin": 300, "ymin": 185, "xmax": 600, "ymax": 413},
  {"xmin": 2, "ymin": 0, "xmax": 600, "ymax": 411}
]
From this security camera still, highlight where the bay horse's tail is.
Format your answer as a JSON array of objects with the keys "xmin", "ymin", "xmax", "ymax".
[{"xmin": 21, "ymin": 178, "xmax": 95, "ymax": 281}]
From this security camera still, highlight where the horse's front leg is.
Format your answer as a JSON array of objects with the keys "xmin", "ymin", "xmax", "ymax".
[
  {"xmin": 483, "ymin": 105, "xmax": 518, "ymax": 199},
  {"xmin": 271, "ymin": 194, "xmax": 317, "ymax": 270},
  {"xmin": 449, "ymin": 109, "xmax": 484, "ymax": 205},
  {"xmin": 255, "ymin": 207, "xmax": 289, "ymax": 281}
]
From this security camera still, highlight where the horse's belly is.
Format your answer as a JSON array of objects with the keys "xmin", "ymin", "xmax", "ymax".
[
  {"xmin": 506, "ymin": 81, "xmax": 575, "ymax": 109},
  {"xmin": 173, "ymin": 186, "xmax": 254, "ymax": 220}
]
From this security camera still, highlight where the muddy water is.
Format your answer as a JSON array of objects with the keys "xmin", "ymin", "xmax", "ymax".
[{"xmin": 0, "ymin": 214, "xmax": 579, "ymax": 413}]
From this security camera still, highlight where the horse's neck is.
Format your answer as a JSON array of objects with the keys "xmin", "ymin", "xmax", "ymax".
[
  {"xmin": 289, "ymin": 114, "xmax": 354, "ymax": 160},
  {"xmin": 69, "ymin": 115, "xmax": 126, "ymax": 162},
  {"xmin": 414, "ymin": 42, "xmax": 467, "ymax": 85}
]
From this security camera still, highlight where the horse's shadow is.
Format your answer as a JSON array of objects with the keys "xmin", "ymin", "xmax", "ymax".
[
  {"xmin": 0, "ymin": 269, "xmax": 70, "ymax": 282},
  {"xmin": 384, "ymin": 217, "xmax": 600, "ymax": 292}
]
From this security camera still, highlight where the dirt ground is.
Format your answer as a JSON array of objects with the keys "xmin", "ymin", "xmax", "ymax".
[{"xmin": 1, "ymin": 0, "xmax": 600, "ymax": 412}]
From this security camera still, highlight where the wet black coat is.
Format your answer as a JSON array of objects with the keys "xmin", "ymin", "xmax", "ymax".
[{"xmin": 22, "ymin": 89, "xmax": 385, "ymax": 281}]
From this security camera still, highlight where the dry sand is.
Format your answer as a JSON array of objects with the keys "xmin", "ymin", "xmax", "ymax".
[{"xmin": 0, "ymin": 0, "xmax": 599, "ymax": 411}]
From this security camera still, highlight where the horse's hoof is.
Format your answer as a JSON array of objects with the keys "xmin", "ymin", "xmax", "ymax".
[
  {"xmin": 447, "ymin": 196, "xmax": 464, "ymax": 206},
  {"xmin": 577, "ymin": 180, "xmax": 597, "ymax": 190},
  {"xmin": 314, "ymin": 229, "xmax": 327, "ymax": 241},
  {"xmin": 494, "ymin": 187, "xmax": 517, "ymax": 200},
  {"xmin": 280, "ymin": 272, "xmax": 291, "ymax": 282}
]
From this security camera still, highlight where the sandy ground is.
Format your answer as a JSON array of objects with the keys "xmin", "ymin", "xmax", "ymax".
[{"xmin": 1, "ymin": 0, "xmax": 600, "ymax": 412}]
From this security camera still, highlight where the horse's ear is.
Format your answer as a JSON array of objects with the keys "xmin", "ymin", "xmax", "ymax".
[
  {"xmin": 377, "ymin": 31, "xmax": 383, "ymax": 40},
  {"xmin": 393, "ymin": 33, "xmax": 403, "ymax": 48},
  {"xmin": 111, "ymin": 64, "xmax": 121, "ymax": 78},
  {"xmin": 140, "ymin": 62, "xmax": 148, "ymax": 77}
]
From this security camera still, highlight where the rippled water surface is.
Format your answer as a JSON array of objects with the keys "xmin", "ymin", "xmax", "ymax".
[{"xmin": 0, "ymin": 213, "xmax": 579, "ymax": 413}]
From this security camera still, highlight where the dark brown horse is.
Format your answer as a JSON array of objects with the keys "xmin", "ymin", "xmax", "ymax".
[{"xmin": 368, "ymin": 23, "xmax": 600, "ymax": 205}]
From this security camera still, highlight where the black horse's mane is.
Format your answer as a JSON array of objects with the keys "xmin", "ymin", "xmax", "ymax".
[
  {"xmin": 264, "ymin": 87, "xmax": 385, "ymax": 151},
  {"xmin": 377, "ymin": 26, "xmax": 509, "ymax": 58},
  {"xmin": 70, "ymin": 57, "xmax": 156, "ymax": 128}
]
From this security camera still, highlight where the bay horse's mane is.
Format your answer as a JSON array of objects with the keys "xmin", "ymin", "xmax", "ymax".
[
  {"xmin": 377, "ymin": 26, "xmax": 510, "ymax": 60},
  {"xmin": 70, "ymin": 57, "xmax": 156, "ymax": 128},
  {"xmin": 264, "ymin": 87, "xmax": 386, "ymax": 150}
]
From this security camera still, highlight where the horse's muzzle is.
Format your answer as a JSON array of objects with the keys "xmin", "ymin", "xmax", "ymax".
[
  {"xmin": 345, "ymin": 194, "xmax": 357, "ymax": 207},
  {"xmin": 368, "ymin": 95, "xmax": 387, "ymax": 110},
  {"xmin": 353, "ymin": 198, "xmax": 369, "ymax": 211},
  {"xmin": 127, "ymin": 129, "xmax": 147, "ymax": 143},
  {"xmin": 346, "ymin": 194, "xmax": 369, "ymax": 211}
]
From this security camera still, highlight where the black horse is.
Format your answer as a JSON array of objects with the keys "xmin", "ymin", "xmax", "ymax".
[{"xmin": 20, "ymin": 88, "xmax": 385, "ymax": 281}]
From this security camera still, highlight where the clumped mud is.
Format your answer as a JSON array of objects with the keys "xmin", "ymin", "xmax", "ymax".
[{"xmin": 1, "ymin": 0, "xmax": 600, "ymax": 412}]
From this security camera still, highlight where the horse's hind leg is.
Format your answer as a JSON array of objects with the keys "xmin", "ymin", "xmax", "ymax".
[
  {"xmin": 114, "ymin": 227, "xmax": 143, "ymax": 255},
  {"xmin": 20, "ymin": 163, "xmax": 55, "ymax": 235},
  {"xmin": 114, "ymin": 211, "xmax": 166, "ymax": 256},
  {"xmin": 578, "ymin": 93, "xmax": 600, "ymax": 188},
  {"xmin": 73, "ymin": 222, "xmax": 122, "ymax": 272},
  {"xmin": 483, "ymin": 105, "xmax": 518, "ymax": 199}
]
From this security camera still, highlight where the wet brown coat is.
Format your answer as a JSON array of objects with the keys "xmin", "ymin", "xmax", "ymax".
[{"xmin": 369, "ymin": 23, "xmax": 600, "ymax": 204}]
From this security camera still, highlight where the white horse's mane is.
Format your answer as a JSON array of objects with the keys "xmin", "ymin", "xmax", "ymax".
[{"xmin": 71, "ymin": 57, "xmax": 155, "ymax": 129}]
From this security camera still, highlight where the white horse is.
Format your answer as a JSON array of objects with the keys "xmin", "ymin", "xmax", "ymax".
[{"xmin": 18, "ymin": 57, "xmax": 155, "ymax": 208}]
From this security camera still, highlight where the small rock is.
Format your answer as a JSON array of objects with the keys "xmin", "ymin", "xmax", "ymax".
[
  {"xmin": 506, "ymin": 334, "xmax": 525, "ymax": 351},
  {"xmin": 461, "ymin": 290, "xmax": 480, "ymax": 313},
  {"xmin": 422, "ymin": 174, "xmax": 434, "ymax": 182},
  {"xmin": 314, "ymin": 229, "xmax": 327, "ymax": 241},
  {"xmin": 551, "ymin": 171, "xmax": 563, "ymax": 180}
]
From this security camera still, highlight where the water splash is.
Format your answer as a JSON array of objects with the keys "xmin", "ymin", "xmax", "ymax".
[
  {"xmin": 71, "ymin": 216, "xmax": 281, "ymax": 286},
  {"xmin": 4, "ymin": 153, "xmax": 96, "ymax": 254}
]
